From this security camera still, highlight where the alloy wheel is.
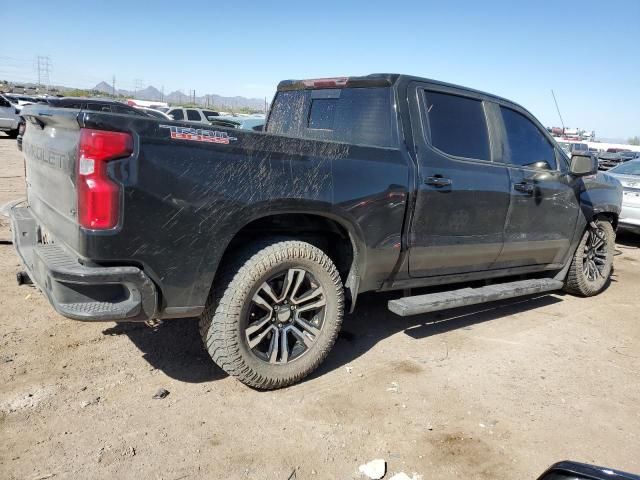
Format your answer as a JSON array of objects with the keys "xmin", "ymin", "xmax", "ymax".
[{"xmin": 245, "ymin": 268, "xmax": 326, "ymax": 364}]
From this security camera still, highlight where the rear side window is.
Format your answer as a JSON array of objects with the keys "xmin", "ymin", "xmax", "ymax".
[
  {"xmin": 423, "ymin": 90, "xmax": 490, "ymax": 161},
  {"xmin": 267, "ymin": 87, "xmax": 396, "ymax": 147},
  {"xmin": 169, "ymin": 109, "xmax": 184, "ymax": 120},
  {"xmin": 500, "ymin": 107, "xmax": 556, "ymax": 169},
  {"xmin": 187, "ymin": 109, "xmax": 201, "ymax": 121},
  {"xmin": 202, "ymin": 110, "xmax": 219, "ymax": 118}
]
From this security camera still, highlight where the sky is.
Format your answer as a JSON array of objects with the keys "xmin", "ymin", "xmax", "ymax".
[{"xmin": 1, "ymin": 0, "xmax": 639, "ymax": 139}]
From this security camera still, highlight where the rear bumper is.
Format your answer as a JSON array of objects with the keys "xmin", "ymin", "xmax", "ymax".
[{"xmin": 9, "ymin": 205, "xmax": 157, "ymax": 321}]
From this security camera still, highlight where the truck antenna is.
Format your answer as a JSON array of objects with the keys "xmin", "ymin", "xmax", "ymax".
[{"xmin": 551, "ymin": 89, "xmax": 565, "ymax": 133}]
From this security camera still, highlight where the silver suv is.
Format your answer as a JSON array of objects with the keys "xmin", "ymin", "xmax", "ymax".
[{"xmin": 166, "ymin": 107, "xmax": 220, "ymax": 123}]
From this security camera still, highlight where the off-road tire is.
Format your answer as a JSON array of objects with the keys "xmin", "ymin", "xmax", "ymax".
[
  {"xmin": 564, "ymin": 219, "xmax": 615, "ymax": 296},
  {"xmin": 199, "ymin": 240, "xmax": 344, "ymax": 389}
]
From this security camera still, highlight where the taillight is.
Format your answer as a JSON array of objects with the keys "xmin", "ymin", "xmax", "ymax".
[
  {"xmin": 302, "ymin": 77, "xmax": 348, "ymax": 89},
  {"xmin": 77, "ymin": 128, "xmax": 133, "ymax": 229}
]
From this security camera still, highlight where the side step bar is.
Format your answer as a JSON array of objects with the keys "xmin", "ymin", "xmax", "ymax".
[{"xmin": 388, "ymin": 278, "xmax": 564, "ymax": 317}]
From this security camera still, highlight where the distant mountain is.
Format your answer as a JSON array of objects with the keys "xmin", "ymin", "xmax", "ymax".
[
  {"xmin": 92, "ymin": 82, "xmax": 265, "ymax": 111},
  {"xmin": 93, "ymin": 81, "xmax": 115, "ymax": 94}
]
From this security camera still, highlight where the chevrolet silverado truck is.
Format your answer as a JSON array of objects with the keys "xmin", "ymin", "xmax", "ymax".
[{"xmin": 10, "ymin": 74, "xmax": 622, "ymax": 389}]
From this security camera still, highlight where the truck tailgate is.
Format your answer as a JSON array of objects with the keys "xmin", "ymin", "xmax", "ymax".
[{"xmin": 21, "ymin": 107, "xmax": 81, "ymax": 249}]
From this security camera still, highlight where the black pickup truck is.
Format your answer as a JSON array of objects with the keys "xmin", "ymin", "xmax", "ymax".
[{"xmin": 11, "ymin": 74, "xmax": 622, "ymax": 389}]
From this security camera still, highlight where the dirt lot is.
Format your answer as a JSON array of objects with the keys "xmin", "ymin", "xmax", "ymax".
[{"xmin": 1, "ymin": 132, "xmax": 639, "ymax": 480}]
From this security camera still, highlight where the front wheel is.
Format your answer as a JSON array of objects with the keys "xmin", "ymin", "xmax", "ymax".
[
  {"xmin": 564, "ymin": 220, "xmax": 615, "ymax": 296},
  {"xmin": 199, "ymin": 240, "xmax": 344, "ymax": 389}
]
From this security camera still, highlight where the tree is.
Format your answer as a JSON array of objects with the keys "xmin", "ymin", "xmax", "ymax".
[{"xmin": 629, "ymin": 136, "xmax": 640, "ymax": 146}]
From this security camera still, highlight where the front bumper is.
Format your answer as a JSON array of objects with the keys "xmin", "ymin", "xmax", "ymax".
[{"xmin": 9, "ymin": 205, "xmax": 157, "ymax": 321}]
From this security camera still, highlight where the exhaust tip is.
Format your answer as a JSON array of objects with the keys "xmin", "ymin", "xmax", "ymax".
[{"xmin": 16, "ymin": 271, "xmax": 32, "ymax": 286}]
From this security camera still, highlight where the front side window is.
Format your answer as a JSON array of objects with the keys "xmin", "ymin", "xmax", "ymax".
[
  {"xmin": 169, "ymin": 109, "xmax": 184, "ymax": 120},
  {"xmin": 423, "ymin": 90, "xmax": 490, "ymax": 161},
  {"xmin": 186, "ymin": 109, "xmax": 201, "ymax": 121},
  {"xmin": 500, "ymin": 106, "xmax": 556, "ymax": 169}
]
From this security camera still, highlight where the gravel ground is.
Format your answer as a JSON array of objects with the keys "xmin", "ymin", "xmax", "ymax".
[{"xmin": 1, "ymin": 132, "xmax": 639, "ymax": 480}]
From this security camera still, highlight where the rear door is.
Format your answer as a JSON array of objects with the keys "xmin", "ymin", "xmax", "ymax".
[
  {"xmin": 408, "ymin": 84, "xmax": 511, "ymax": 277},
  {"xmin": 494, "ymin": 105, "xmax": 580, "ymax": 268}
]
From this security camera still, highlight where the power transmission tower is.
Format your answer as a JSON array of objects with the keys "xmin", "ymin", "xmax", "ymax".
[
  {"xmin": 161, "ymin": 85, "xmax": 164, "ymax": 102},
  {"xmin": 133, "ymin": 78, "xmax": 144, "ymax": 99},
  {"xmin": 112, "ymin": 75, "xmax": 116, "ymax": 97},
  {"xmin": 36, "ymin": 56, "xmax": 51, "ymax": 88}
]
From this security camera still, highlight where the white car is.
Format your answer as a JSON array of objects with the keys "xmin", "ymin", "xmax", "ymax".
[
  {"xmin": 166, "ymin": 107, "xmax": 221, "ymax": 123},
  {"xmin": 0, "ymin": 94, "xmax": 20, "ymax": 138},
  {"xmin": 606, "ymin": 160, "xmax": 640, "ymax": 234}
]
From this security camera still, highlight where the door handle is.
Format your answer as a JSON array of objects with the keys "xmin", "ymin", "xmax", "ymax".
[
  {"xmin": 425, "ymin": 176, "xmax": 452, "ymax": 188},
  {"xmin": 513, "ymin": 182, "xmax": 534, "ymax": 195}
]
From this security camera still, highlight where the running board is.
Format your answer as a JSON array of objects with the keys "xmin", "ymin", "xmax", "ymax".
[{"xmin": 388, "ymin": 278, "xmax": 564, "ymax": 317}]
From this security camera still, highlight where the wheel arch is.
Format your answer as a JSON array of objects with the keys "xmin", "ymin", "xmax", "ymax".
[{"xmin": 193, "ymin": 201, "xmax": 367, "ymax": 312}]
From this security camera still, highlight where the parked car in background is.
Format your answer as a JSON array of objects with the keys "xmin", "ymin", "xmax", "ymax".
[
  {"xmin": 557, "ymin": 141, "xmax": 589, "ymax": 157},
  {"xmin": 0, "ymin": 94, "xmax": 20, "ymax": 138},
  {"xmin": 606, "ymin": 159, "xmax": 640, "ymax": 234},
  {"xmin": 209, "ymin": 115, "xmax": 265, "ymax": 131},
  {"xmin": 166, "ymin": 107, "xmax": 220, "ymax": 123},
  {"xmin": 4, "ymin": 94, "xmax": 39, "ymax": 112},
  {"xmin": 16, "ymin": 97, "xmax": 155, "ymax": 150},
  {"xmin": 598, "ymin": 150, "xmax": 640, "ymax": 170}
]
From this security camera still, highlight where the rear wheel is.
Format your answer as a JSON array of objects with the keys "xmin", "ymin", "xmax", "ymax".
[
  {"xmin": 199, "ymin": 240, "xmax": 344, "ymax": 389},
  {"xmin": 564, "ymin": 219, "xmax": 615, "ymax": 296}
]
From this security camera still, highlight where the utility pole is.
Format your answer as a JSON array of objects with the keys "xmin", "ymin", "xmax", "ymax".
[
  {"xmin": 36, "ymin": 56, "xmax": 51, "ymax": 89},
  {"xmin": 161, "ymin": 85, "xmax": 164, "ymax": 102},
  {"xmin": 133, "ymin": 78, "xmax": 144, "ymax": 99},
  {"xmin": 112, "ymin": 75, "xmax": 116, "ymax": 97}
]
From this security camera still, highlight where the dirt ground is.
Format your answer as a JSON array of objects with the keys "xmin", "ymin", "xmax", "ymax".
[{"xmin": 1, "ymin": 132, "xmax": 639, "ymax": 480}]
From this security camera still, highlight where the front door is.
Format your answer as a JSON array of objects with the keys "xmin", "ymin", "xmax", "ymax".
[
  {"xmin": 408, "ymin": 85, "xmax": 511, "ymax": 277},
  {"xmin": 495, "ymin": 105, "xmax": 580, "ymax": 268}
]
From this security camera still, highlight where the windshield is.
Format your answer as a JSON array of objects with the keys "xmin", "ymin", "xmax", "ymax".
[{"xmin": 609, "ymin": 160, "xmax": 640, "ymax": 175}]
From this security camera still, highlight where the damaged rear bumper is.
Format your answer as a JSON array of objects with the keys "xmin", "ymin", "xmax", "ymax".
[{"xmin": 9, "ymin": 205, "xmax": 157, "ymax": 321}]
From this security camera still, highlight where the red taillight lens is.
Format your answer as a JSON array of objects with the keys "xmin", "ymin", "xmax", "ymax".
[{"xmin": 77, "ymin": 128, "xmax": 133, "ymax": 229}]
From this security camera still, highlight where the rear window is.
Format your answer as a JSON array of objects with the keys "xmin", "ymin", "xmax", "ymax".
[
  {"xmin": 423, "ymin": 90, "xmax": 490, "ymax": 161},
  {"xmin": 267, "ymin": 87, "xmax": 396, "ymax": 147}
]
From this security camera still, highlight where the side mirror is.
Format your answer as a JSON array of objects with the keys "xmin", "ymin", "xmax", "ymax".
[{"xmin": 570, "ymin": 153, "xmax": 597, "ymax": 176}]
